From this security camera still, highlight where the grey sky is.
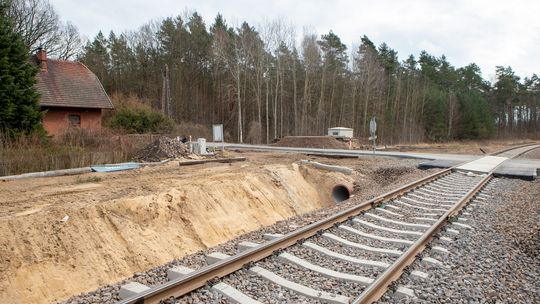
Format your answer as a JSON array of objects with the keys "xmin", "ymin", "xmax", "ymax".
[{"xmin": 50, "ymin": 0, "xmax": 539, "ymax": 80}]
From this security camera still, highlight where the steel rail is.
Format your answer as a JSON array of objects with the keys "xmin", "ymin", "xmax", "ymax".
[
  {"xmin": 352, "ymin": 174, "xmax": 492, "ymax": 303},
  {"xmin": 352, "ymin": 143, "xmax": 540, "ymax": 304},
  {"xmin": 489, "ymin": 142, "xmax": 539, "ymax": 156},
  {"xmin": 117, "ymin": 143, "xmax": 538, "ymax": 304},
  {"xmin": 116, "ymin": 168, "xmax": 452, "ymax": 304}
]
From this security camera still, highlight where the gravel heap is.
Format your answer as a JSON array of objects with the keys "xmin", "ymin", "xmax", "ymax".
[
  {"xmin": 378, "ymin": 177, "xmax": 540, "ymax": 303},
  {"xmin": 134, "ymin": 137, "xmax": 190, "ymax": 162},
  {"xmin": 371, "ymin": 166, "xmax": 415, "ymax": 186}
]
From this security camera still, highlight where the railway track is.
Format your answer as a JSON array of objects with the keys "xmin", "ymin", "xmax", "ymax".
[{"xmin": 116, "ymin": 144, "xmax": 539, "ymax": 304}]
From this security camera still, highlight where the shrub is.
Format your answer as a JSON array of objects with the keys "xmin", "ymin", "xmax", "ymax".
[
  {"xmin": 108, "ymin": 107, "xmax": 174, "ymax": 133},
  {"xmin": 106, "ymin": 93, "xmax": 174, "ymax": 134}
]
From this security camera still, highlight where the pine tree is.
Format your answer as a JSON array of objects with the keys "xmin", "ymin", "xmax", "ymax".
[{"xmin": 0, "ymin": 3, "xmax": 43, "ymax": 137}]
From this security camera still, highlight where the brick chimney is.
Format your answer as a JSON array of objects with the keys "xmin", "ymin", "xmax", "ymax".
[{"xmin": 36, "ymin": 48, "xmax": 47, "ymax": 71}]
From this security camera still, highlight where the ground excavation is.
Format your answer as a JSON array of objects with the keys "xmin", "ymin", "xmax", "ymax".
[
  {"xmin": 0, "ymin": 151, "xmax": 429, "ymax": 304},
  {"xmin": 2, "ymin": 141, "xmax": 539, "ymax": 304}
]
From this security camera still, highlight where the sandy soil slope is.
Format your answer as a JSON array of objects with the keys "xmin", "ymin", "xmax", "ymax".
[{"xmin": 0, "ymin": 154, "xmax": 350, "ymax": 304}]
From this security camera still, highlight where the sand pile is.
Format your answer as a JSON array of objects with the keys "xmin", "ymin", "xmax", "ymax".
[{"xmin": 134, "ymin": 137, "xmax": 190, "ymax": 162}]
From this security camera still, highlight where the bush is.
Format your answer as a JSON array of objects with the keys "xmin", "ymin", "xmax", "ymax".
[
  {"xmin": 106, "ymin": 93, "xmax": 174, "ymax": 134},
  {"xmin": 108, "ymin": 107, "xmax": 174, "ymax": 133}
]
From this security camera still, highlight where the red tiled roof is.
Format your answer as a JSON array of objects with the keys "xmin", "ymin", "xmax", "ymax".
[{"xmin": 35, "ymin": 58, "xmax": 114, "ymax": 109}]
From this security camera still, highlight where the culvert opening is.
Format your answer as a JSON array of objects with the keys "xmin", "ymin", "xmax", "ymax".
[{"xmin": 332, "ymin": 184, "xmax": 351, "ymax": 203}]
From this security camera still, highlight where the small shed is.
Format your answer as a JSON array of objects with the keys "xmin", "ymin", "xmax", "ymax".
[{"xmin": 328, "ymin": 127, "xmax": 353, "ymax": 138}]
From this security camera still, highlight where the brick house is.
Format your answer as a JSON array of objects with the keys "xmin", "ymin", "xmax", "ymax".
[{"xmin": 34, "ymin": 49, "xmax": 113, "ymax": 136}]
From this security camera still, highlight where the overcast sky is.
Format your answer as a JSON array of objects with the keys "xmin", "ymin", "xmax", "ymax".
[{"xmin": 50, "ymin": 0, "xmax": 539, "ymax": 81}]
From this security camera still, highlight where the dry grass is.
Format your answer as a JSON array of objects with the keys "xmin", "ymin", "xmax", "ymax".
[{"xmin": 0, "ymin": 129, "xmax": 146, "ymax": 176}]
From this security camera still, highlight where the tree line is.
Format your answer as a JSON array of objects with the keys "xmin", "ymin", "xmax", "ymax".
[
  {"xmin": 4, "ymin": 0, "xmax": 540, "ymax": 143},
  {"xmin": 80, "ymin": 12, "xmax": 539, "ymax": 143}
]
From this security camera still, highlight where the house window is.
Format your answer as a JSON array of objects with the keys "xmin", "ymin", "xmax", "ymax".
[{"xmin": 68, "ymin": 114, "xmax": 81, "ymax": 127}]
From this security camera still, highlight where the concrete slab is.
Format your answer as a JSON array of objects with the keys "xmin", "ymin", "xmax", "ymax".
[
  {"xmin": 494, "ymin": 159, "xmax": 539, "ymax": 180},
  {"xmin": 119, "ymin": 282, "xmax": 151, "ymax": 300},
  {"xmin": 421, "ymin": 157, "xmax": 540, "ymax": 180},
  {"xmin": 455, "ymin": 156, "xmax": 507, "ymax": 173}
]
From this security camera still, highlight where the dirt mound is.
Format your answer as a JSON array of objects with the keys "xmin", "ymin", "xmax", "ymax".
[
  {"xmin": 274, "ymin": 136, "xmax": 349, "ymax": 149},
  {"xmin": 372, "ymin": 166, "xmax": 414, "ymax": 186},
  {"xmin": 134, "ymin": 137, "xmax": 190, "ymax": 162}
]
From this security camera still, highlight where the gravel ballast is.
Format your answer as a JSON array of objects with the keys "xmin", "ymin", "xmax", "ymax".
[
  {"xmin": 378, "ymin": 177, "xmax": 540, "ymax": 304},
  {"xmin": 519, "ymin": 147, "xmax": 540, "ymax": 159}
]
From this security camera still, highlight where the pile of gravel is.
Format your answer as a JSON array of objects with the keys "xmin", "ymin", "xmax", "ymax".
[
  {"xmin": 134, "ymin": 137, "xmax": 190, "ymax": 162},
  {"xmin": 371, "ymin": 166, "xmax": 415, "ymax": 186}
]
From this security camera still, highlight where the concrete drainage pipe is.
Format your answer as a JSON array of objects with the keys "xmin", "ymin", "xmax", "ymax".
[{"xmin": 332, "ymin": 184, "xmax": 352, "ymax": 203}]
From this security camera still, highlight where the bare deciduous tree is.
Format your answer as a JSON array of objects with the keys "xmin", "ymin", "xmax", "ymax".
[{"xmin": 8, "ymin": 0, "xmax": 83, "ymax": 59}]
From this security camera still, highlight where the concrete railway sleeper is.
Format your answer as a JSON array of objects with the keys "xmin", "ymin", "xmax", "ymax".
[
  {"xmin": 114, "ymin": 171, "xmax": 482, "ymax": 304},
  {"xmin": 114, "ymin": 144, "xmax": 539, "ymax": 304}
]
